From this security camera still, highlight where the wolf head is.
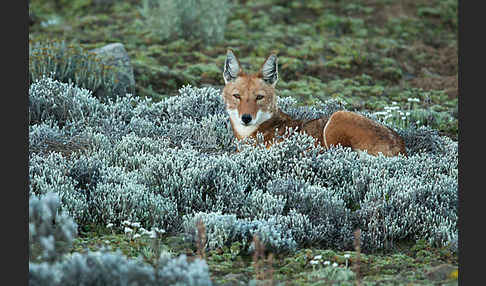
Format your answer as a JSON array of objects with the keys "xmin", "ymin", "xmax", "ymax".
[{"xmin": 222, "ymin": 50, "xmax": 279, "ymax": 137}]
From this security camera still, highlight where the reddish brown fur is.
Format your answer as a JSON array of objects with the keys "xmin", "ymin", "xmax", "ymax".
[
  {"xmin": 222, "ymin": 51, "xmax": 407, "ymax": 157},
  {"xmin": 224, "ymin": 74, "xmax": 277, "ymax": 123}
]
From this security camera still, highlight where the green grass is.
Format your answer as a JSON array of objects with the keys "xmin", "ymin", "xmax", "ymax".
[{"xmin": 29, "ymin": 0, "xmax": 458, "ymax": 284}]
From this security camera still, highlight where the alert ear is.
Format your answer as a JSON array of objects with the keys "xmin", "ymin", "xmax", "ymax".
[
  {"xmin": 223, "ymin": 49, "xmax": 242, "ymax": 84},
  {"xmin": 260, "ymin": 54, "xmax": 278, "ymax": 86}
]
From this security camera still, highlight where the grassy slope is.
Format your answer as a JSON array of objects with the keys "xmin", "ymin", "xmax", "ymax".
[{"xmin": 29, "ymin": 0, "xmax": 458, "ymax": 284}]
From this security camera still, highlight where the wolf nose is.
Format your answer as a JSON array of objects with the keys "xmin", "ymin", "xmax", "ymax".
[{"xmin": 241, "ymin": 114, "xmax": 252, "ymax": 124}]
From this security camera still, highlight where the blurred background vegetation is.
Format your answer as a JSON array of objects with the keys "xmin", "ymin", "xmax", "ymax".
[{"xmin": 29, "ymin": 0, "xmax": 458, "ymax": 139}]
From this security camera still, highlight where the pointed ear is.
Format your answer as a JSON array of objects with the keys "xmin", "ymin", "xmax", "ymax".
[
  {"xmin": 260, "ymin": 54, "xmax": 278, "ymax": 86},
  {"xmin": 223, "ymin": 49, "xmax": 242, "ymax": 84}
]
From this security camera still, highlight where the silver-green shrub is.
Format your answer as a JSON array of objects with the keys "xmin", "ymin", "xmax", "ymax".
[
  {"xmin": 138, "ymin": 0, "xmax": 232, "ymax": 44},
  {"xmin": 29, "ymin": 77, "xmax": 458, "ymax": 253},
  {"xmin": 182, "ymin": 211, "xmax": 298, "ymax": 253},
  {"xmin": 29, "ymin": 192, "xmax": 78, "ymax": 262},
  {"xmin": 29, "ymin": 250, "xmax": 212, "ymax": 286}
]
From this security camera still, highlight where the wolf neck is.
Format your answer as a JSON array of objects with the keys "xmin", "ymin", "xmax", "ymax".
[{"xmin": 229, "ymin": 108, "xmax": 292, "ymax": 140}]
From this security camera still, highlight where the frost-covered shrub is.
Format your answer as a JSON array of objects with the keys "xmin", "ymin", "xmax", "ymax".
[
  {"xmin": 139, "ymin": 0, "xmax": 231, "ymax": 44},
  {"xmin": 29, "ymin": 192, "xmax": 78, "ymax": 262},
  {"xmin": 29, "ymin": 122, "xmax": 92, "ymax": 156},
  {"xmin": 357, "ymin": 172, "xmax": 457, "ymax": 250},
  {"xmin": 306, "ymin": 265, "xmax": 356, "ymax": 286},
  {"xmin": 29, "ymin": 250, "xmax": 212, "ymax": 286},
  {"xmin": 156, "ymin": 254, "xmax": 212, "ymax": 286},
  {"xmin": 183, "ymin": 212, "xmax": 298, "ymax": 253},
  {"xmin": 28, "ymin": 78, "xmax": 458, "ymax": 253},
  {"xmin": 266, "ymin": 179, "xmax": 355, "ymax": 249},
  {"xmin": 29, "ymin": 152, "xmax": 89, "ymax": 224},
  {"xmin": 183, "ymin": 212, "xmax": 239, "ymax": 250},
  {"xmin": 29, "ymin": 40, "xmax": 118, "ymax": 101},
  {"xmin": 29, "ymin": 76, "xmax": 103, "ymax": 127},
  {"xmin": 88, "ymin": 165, "xmax": 179, "ymax": 230},
  {"xmin": 278, "ymin": 96, "xmax": 345, "ymax": 121}
]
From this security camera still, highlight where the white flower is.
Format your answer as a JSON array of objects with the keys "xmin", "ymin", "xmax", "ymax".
[
  {"xmin": 149, "ymin": 231, "xmax": 157, "ymax": 239},
  {"xmin": 407, "ymin": 97, "xmax": 420, "ymax": 103},
  {"xmin": 373, "ymin": 111, "xmax": 388, "ymax": 116},
  {"xmin": 133, "ymin": 234, "xmax": 141, "ymax": 239},
  {"xmin": 124, "ymin": 227, "xmax": 133, "ymax": 234},
  {"xmin": 314, "ymin": 255, "xmax": 322, "ymax": 260},
  {"xmin": 332, "ymin": 262, "xmax": 338, "ymax": 267},
  {"xmin": 384, "ymin": 106, "xmax": 400, "ymax": 111},
  {"xmin": 324, "ymin": 261, "xmax": 331, "ymax": 266},
  {"xmin": 153, "ymin": 227, "xmax": 166, "ymax": 234},
  {"xmin": 131, "ymin": 222, "xmax": 141, "ymax": 228},
  {"xmin": 106, "ymin": 223, "xmax": 114, "ymax": 228},
  {"xmin": 122, "ymin": 220, "xmax": 131, "ymax": 226},
  {"xmin": 310, "ymin": 260, "xmax": 319, "ymax": 265},
  {"xmin": 344, "ymin": 254, "xmax": 350, "ymax": 259}
]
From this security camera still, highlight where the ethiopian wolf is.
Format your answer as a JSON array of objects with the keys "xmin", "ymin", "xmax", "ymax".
[{"xmin": 221, "ymin": 49, "xmax": 407, "ymax": 157}]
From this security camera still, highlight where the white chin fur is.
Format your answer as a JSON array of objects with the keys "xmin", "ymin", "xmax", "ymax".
[{"xmin": 227, "ymin": 109, "xmax": 273, "ymax": 138}]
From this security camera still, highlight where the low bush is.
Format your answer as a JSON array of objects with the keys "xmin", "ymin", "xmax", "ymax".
[
  {"xmin": 29, "ymin": 77, "xmax": 458, "ymax": 254},
  {"xmin": 29, "ymin": 250, "xmax": 212, "ymax": 286},
  {"xmin": 138, "ymin": 0, "xmax": 232, "ymax": 44},
  {"xmin": 29, "ymin": 40, "xmax": 119, "ymax": 101}
]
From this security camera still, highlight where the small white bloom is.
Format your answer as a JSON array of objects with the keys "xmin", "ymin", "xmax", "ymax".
[
  {"xmin": 124, "ymin": 227, "xmax": 133, "ymax": 234},
  {"xmin": 407, "ymin": 97, "xmax": 420, "ymax": 103},
  {"xmin": 324, "ymin": 261, "xmax": 331, "ymax": 266},
  {"xmin": 373, "ymin": 111, "xmax": 388, "ymax": 116},
  {"xmin": 310, "ymin": 260, "xmax": 319, "ymax": 265},
  {"xmin": 149, "ymin": 231, "xmax": 157, "ymax": 239},
  {"xmin": 344, "ymin": 254, "xmax": 350, "ymax": 259},
  {"xmin": 122, "ymin": 220, "xmax": 131, "ymax": 226},
  {"xmin": 104, "ymin": 240, "xmax": 110, "ymax": 244},
  {"xmin": 106, "ymin": 223, "xmax": 114, "ymax": 228},
  {"xmin": 333, "ymin": 262, "xmax": 338, "ymax": 267},
  {"xmin": 131, "ymin": 222, "xmax": 141, "ymax": 228},
  {"xmin": 133, "ymin": 234, "xmax": 141, "ymax": 239},
  {"xmin": 314, "ymin": 255, "xmax": 322, "ymax": 260},
  {"xmin": 405, "ymin": 112, "xmax": 410, "ymax": 116},
  {"xmin": 153, "ymin": 227, "xmax": 166, "ymax": 234}
]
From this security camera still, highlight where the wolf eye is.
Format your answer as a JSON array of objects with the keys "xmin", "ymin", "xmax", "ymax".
[
  {"xmin": 233, "ymin": 94, "xmax": 240, "ymax": 99},
  {"xmin": 256, "ymin": 94, "xmax": 264, "ymax": 100}
]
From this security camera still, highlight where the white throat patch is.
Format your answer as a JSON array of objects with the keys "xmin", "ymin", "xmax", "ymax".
[{"xmin": 227, "ymin": 109, "xmax": 273, "ymax": 138}]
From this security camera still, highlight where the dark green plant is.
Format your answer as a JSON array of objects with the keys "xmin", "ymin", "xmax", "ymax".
[{"xmin": 29, "ymin": 40, "xmax": 119, "ymax": 101}]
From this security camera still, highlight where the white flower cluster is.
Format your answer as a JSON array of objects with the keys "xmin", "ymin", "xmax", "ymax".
[{"xmin": 109, "ymin": 220, "xmax": 166, "ymax": 239}]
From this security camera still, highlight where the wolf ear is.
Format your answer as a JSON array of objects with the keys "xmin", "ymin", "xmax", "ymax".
[
  {"xmin": 260, "ymin": 54, "xmax": 278, "ymax": 86},
  {"xmin": 223, "ymin": 49, "xmax": 242, "ymax": 84}
]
